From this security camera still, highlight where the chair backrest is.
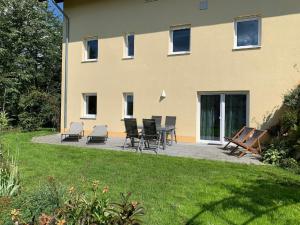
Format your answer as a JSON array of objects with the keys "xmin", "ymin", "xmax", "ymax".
[
  {"xmin": 152, "ymin": 116, "xmax": 162, "ymax": 129},
  {"xmin": 92, "ymin": 125, "xmax": 108, "ymax": 136},
  {"xmin": 244, "ymin": 130, "xmax": 267, "ymax": 146},
  {"xmin": 235, "ymin": 127, "xmax": 254, "ymax": 142},
  {"xmin": 143, "ymin": 119, "xmax": 157, "ymax": 137},
  {"xmin": 69, "ymin": 122, "xmax": 84, "ymax": 134},
  {"xmin": 165, "ymin": 116, "xmax": 176, "ymax": 128},
  {"xmin": 124, "ymin": 118, "xmax": 139, "ymax": 138}
]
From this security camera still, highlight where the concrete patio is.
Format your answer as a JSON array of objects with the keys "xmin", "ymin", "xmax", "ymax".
[{"xmin": 32, "ymin": 134, "xmax": 262, "ymax": 165}]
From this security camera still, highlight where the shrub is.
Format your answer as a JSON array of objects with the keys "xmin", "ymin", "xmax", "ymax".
[
  {"xmin": 0, "ymin": 111, "xmax": 10, "ymax": 131},
  {"xmin": 0, "ymin": 152, "xmax": 20, "ymax": 197},
  {"xmin": 262, "ymin": 143, "xmax": 288, "ymax": 165},
  {"xmin": 18, "ymin": 90, "xmax": 60, "ymax": 131},
  {"xmin": 9, "ymin": 179, "xmax": 145, "ymax": 225}
]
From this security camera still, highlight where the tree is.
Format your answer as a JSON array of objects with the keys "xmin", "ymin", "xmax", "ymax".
[{"xmin": 0, "ymin": 0, "xmax": 62, "ymax": 129}]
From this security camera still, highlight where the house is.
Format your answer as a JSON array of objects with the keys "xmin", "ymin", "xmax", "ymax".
[{"xmin": 51, "ymin": 0, "xmax": 300, "ymax": 144}]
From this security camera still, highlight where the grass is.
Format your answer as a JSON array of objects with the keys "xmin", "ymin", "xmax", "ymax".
[{"xmin": 1, "ymin": 130, "xmax": 300, "ymax": 225}]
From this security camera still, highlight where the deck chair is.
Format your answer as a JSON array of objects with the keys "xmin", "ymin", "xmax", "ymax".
[
  {"xmin": 231, "ymin": 129, "xmax": 267, "ymax": 158},
  {"xmin": 223, "ymin": 127, "xmax": 254, "ymax": 150},
  {"xmin": 61, "ymin": 122, "xmax": 84, "ymax": 142},
  {"xmin": 152, "ymin": 116, "xmax": 162, "ymax": 129},
  {"xmin": 87, "ymin": 125, "xmax": 108, "ymax": 144}
]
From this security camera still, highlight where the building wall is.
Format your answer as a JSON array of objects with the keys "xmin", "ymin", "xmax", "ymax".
[{"xmin": 61, "ymin": 0, "xmax": 300, "ymax": 142}]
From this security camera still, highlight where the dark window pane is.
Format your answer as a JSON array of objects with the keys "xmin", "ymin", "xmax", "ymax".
[
  {"xmin": 128, "ymin": 35, "xmax": 134, "ymax": 57},
  {"xmin": 87, "ymin": 40, "xmax": 98, "ymax": 59},
  {"xmin": 173, "ymin": 28, "xmax": 190, "ymax": 52},
  {"xmin": 237, "ymin": 20, "xmax": 259, "ymax": 47},
  {"xmin": 126, "ymin": 95, "xmax": 133, "ymax": 116},
  {"xmin": 88, "ymin": 96, "xmax": 97, "ymax": 115}
]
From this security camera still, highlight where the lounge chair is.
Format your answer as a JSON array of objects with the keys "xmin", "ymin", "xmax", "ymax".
[
  {"xmin": 223, "ymin": 126, "xmax": 254, "ymax": 150},
  {"xmin": 138, "ymin": 119, "xmax": 162, "ymax": 153},
  {"xmin": 61, "ymin": 122, "xmax": 84, "ymax": 142},
  {"xmin": 86, "ymin": 125, "xmax": 108, "ymax": 144},
  {"xmin": 123, "ymin": 118, "xmax": 141, "ymax": 149},
  {"xmin": 231, "ymin": 129, "xmax": 267, "ymax": 157},
  {"xmin": 165, "ymin": 116, "xmax": 177, "ymax": 144}
]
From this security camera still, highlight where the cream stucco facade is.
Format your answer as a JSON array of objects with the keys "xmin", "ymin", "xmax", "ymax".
[{"xmin": 61, "ymin": 0, "xmax": 300, "ymax": 143}]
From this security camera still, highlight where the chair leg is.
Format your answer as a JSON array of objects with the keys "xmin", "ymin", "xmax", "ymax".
[
  {"xmin": 230, "ymin": 146, "xmax": 239, "ymax": 154},
  {"xmin": 123, "ymin": 137, "xmax": 127, "ymax": 149},
  {"xmin": 223, "ymin": 141, "xmax": 232, "ymax": 150},
  {"xmin": 239, "ymin": 151, "xmax": 246, "ymax": 158},
  {"xmin": 174, "ymin": 129, "xmax": 177, "ymax": 143}
]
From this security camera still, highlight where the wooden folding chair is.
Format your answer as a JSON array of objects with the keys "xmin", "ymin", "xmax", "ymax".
[
  {"xmin": 224, "ymin": 126, "xmax": 255, "ymax": 150},
  {"xmin": 231, "ymin": 129, "xmax": 267, "ymax": 158}
]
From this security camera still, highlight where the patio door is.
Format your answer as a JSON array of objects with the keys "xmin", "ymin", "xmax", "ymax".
[{"xmin": 200, "ymin": 93, "xmax": 247, "ymax": 144}]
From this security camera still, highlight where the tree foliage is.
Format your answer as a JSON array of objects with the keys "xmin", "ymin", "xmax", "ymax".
[{"xmin": 0, "ymin": 0, "xmax": 62, "ymax": 130}]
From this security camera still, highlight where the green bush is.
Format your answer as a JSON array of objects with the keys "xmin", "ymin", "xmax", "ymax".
[
  {"xmin": 18, "ymin": 90, "xmax": 60, "ymax": 131},
  {"xmin": 9, "ymin": 179, "xmax": 145, "ymax": 225},
  {"xmin": 262, "ymin": 143, "xmax": 288, "ymax": 165},
  {"xmin": 0, "ymin": 111, "xmax": 10, "ymax": 131},
  {"xmin": 0, "ymin": 152, "xmax": 20, "ymax": 197}
]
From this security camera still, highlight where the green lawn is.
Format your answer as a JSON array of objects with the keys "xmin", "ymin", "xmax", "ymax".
[{"xmin": 1, "ymin": 131, "xmax": 300, "ymax": 225}]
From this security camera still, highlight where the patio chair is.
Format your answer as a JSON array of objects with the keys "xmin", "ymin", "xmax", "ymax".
[
  {"xmin": 223, "ymin": 126, "xmax": 254, "ymax": 150},
  {"xmin": 152, "ymin": 116, "xmax": 162, "ymax": 129},
  {"xmin": 61, "ymin": 122, "xmax": 84, "ymax": 142},
  {"xmin": 231, "ymin": 129, "xmax": 267, "ymax": 158},
  {"xmin": 138, "ymin": 119, "xmax": 162, "ymax": 153},
  {"xmin": 123, "ymin": 118, "xmax": 141, "ymax": 149},
  {"xmin": 86, "ymin": 125, "xmax": 108, "ymax": 144},
  {"xmin": 165, "ymin": 116, "xmax": 177, "ymax": 144}
]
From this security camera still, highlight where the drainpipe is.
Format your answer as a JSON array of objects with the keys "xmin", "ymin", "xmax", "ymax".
[{"xmin": 50, "ymin": 0, "xmax": 69, "ymax": 129}]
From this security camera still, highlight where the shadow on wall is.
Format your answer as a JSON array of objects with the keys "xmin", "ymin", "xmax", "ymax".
[
  {"xmin": 185, "ymin": 171, "xmax": 300, "ymax": 225},
  {"xmin": 64, "ymin": 0, "xmax": 300, "ymax": 42}
]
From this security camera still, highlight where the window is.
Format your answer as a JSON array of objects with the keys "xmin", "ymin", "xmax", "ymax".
[
  {"xmin": 169, "ymin": 26, "xmax": 191, "ymax": 54},
  {"xmin": 123, "ymin": 93, "xmax": 134, "ymax": 118},
  {"xmin": 124, "ymin": 34, "xmax": 135, "ymax": 58},
  {"xmin": 84, "ymin": 38, "xmax": 98, "ymax": 61},
  {"xmin": 234, "ymin": 17, "xmax": 261, "ymax": 49},
  {"xmin": 83, "ymin": 94, "xmax": 97, "ymax": 118}
]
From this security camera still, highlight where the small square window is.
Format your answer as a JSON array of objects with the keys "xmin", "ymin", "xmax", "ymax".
[
  {"xmin": 124, "ymin": 34, "xmax": 135, "ymax": 58},
  {"xmin": 123, "ymin": 93, "xmax": 134, "ymax": 118},
  {"xmin": 234, "ymin": 17, "xmax": 261, "ymax": 49},
  {"xmin": 170, "ymin": 27, "xmax": 191, "ymax": 54},
  {"xmin": 83, "ymin": 94, "xmax": 97, "ymax": 118},
  {"xmin": 200, "ymin": 1, "xmax": 208, "ymax": 10},
  {"xmin": 84, "ymin": 38, "xmax": 98, "ymax": 61}
]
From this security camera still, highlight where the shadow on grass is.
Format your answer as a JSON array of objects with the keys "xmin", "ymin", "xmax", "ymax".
[{"xmin": 186, "ymin": 173, "xmax": 300, "ymax": 225}]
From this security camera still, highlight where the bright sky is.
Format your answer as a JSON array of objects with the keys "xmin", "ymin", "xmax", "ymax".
[{"xmin": 48, "ymin": 0, "xmax": 64, "ymax": 19}]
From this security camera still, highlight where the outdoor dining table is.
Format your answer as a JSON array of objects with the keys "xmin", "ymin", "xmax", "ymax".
[{"xmin": 137, "ymin": 125, "xmax": 174, "ymax": 150}]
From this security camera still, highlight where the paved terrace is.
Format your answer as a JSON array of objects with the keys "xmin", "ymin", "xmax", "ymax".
[{"xmin": 32, "ymin": 134, "xmax": 262, "ymax": 165}]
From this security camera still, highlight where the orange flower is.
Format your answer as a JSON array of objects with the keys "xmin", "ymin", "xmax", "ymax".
[
  {"xmin": 11, "ymin": 209, "xmax": 20, "ymax": 221},
  {"xmin": 102, "ymin": 186, "xmax": 109, "ymax": 193},
  {"xmin": 56, "ymin": 219, "xmax": 66, "ymax": 225},
  {"xmin": 68, "ymin": 186, "xmax": 76, "ymax": 194},
  {"xmin": 131, "ymin": 201, "xmax": 138, "ymax": 209},
  {"xmin": 39, "ymin": 213, "xmax": 52, "ymax": 225},
  {"xmin": 92, "ymin": 180, "xmax": 100, "ymax": 191}
]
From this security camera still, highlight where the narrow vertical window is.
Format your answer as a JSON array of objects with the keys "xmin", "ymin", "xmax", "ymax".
[
  {"xmin": 123, "ymin": 93, "xmax": 134, "ymax": 118},
  {"xmin": 84, "ymin": 38, "xmax": 98, "ymax": 61},
  {"xmin": 234, "ymin": 17, "xmax": 261, "ymax": 49},
  {"xmin": 83, "ymin": 94, "xmax": 97, "ymax": 118},
  {"xmin": 169, "ymin": 26, "xmax": 191, "ymax": 55},
  {"xmin": 124, "ymin": 34, "xmax": 135, "ymax": 58}
]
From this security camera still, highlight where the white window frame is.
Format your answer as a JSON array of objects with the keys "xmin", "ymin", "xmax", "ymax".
[
  {"xmin": 82, "ymin": 93, "xmax": 97, "ymax": 119},
  {"xmin": 83, "ymin": 37, "xmax": 98, "ymax": 62},
  {"xmin": 123, "ymin": 93, "xmax": 134, "ymax": 119},
  {"xmin": 123, "ymin": 33, "xmax": 135, "ymax": 59},
  {"xmin": 234, "ymin": 17, "xmax": 261, "ymax": 50},
  {"xmin": 196, "ymin": 92, "xmax": 249, "ymax": 144},
  {"xmin": 169, "ymin": 25, "xmax": 191, "ymax": 55}
]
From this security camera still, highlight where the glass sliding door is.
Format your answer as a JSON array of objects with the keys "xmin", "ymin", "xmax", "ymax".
[
  {"xmin": 225, "ymin": 95, "xmax": 247, "ymax": 137},
  {"xmin": 200, "ymin": 93, "xmax": 247, "ymax": 143},
  {"xmin": 200, "ymin": 95, "xmax": 221, "ymax": 141}
]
